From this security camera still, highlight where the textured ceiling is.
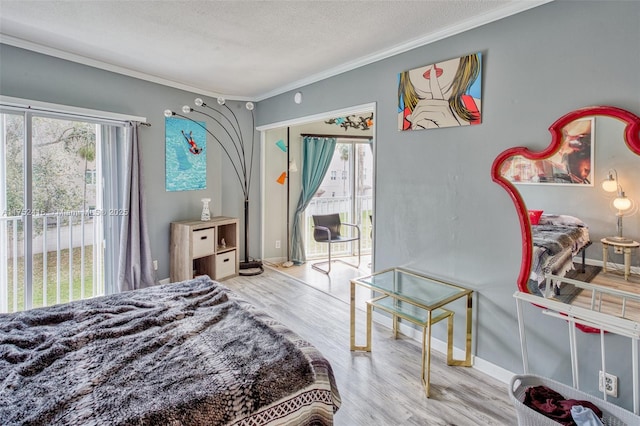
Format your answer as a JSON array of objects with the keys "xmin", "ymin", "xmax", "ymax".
[{"xmin": 0, "ymin": 0, "xmax": 550, "ymax": 100}]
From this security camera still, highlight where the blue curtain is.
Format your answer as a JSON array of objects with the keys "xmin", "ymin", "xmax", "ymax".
[{"xmin": 290, "ymin": 136, "xmax": 337, "ymax": 264}]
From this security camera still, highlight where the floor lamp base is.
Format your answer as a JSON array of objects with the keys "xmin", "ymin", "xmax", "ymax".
[{"xmin": 239, "ymin": 260, "xmax": 264, "ymax": 276}]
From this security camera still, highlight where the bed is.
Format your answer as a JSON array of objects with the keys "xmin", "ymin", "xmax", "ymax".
[
  {"xmin": 0, "ymin": 276, "xmax": 341, "ymax": 425},
  {"xmin": 528, "ymin": 214, "xmax": 591, "ymax": 297}
]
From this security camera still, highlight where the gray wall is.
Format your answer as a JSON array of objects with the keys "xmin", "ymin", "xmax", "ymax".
[
  {"xmin": 0, "ymin": 45, "xmax": 261, "ymax": 279},
  {"xmin": 256, "ymin": 1, "xmax": 640, "ymax": 410},
  {"xmin": 1, "ymin": 0, "xmax": 639, "ymax": 411}
]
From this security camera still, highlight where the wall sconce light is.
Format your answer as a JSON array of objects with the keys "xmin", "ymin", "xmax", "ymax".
[
  {"xmin": 601, "ymin": 169, "xmax": 634, "ymax": 243},
  {"xmin": 276, "ymin": 172, "xmax": 287, "ymax": 185},
  {"xmin": 275, "ymin": 139, "xmax": 287, "ymax": 152},
  {"xmin": 276, "ymin": 161, "xmax": 297, "ymax": 185}
]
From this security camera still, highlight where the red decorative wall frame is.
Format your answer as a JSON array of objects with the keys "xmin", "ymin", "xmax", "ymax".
[{"xmin": 491, "ymin": 106, "xmax": 640, "ymax": 331}]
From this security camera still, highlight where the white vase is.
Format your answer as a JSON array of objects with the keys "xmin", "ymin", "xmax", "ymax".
[{"xmin": 201, "ymin": 198, "xmax": 211, "ymax": 221}]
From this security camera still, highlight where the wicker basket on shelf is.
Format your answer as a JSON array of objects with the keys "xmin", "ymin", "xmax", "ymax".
[{"xmin": 509, "ymin": 374, "xmax": 640, "ymax": 426}]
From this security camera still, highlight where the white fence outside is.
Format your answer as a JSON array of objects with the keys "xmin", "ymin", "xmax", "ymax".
[{"xmin": 0, "ymin": 210, "xmax": 103, "ymax": 313}]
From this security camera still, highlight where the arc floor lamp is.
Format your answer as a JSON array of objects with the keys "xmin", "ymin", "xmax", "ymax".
[{"xmin": 165, "ymin": 97, "xmax": 263, "ymax": 276}]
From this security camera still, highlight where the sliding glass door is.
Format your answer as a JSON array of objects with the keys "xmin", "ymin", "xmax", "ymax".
[
  {"xmin": 305, "ymin": 139, "xmax": 373, "ymax": 258},
  {"xmin": 0, "ymin": 111, "xmax": 104, "ymax": 312}
]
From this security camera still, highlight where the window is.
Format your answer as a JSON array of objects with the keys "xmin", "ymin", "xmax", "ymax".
[
  {"xmin": 85, "ymin": 169, "xmax": 96, "ymax": 185},
  {"xmin": 0, "ymin": 107, "xmax": 131, "ymax": 312}
]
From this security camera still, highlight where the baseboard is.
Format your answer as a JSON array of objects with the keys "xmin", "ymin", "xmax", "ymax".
[
  {"xmin": 372, "ymin": 311, "xmax": 514, "ymax": 384},
  {"xmin": 574, "ymin": 256, "xmax": 640, "ymax": 275}
]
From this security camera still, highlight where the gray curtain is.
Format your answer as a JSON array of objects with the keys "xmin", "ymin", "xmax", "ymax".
[
  {"xmin": 116, "ymin": 122, "xmax": 155, "ymax": 292},
  {"xmin": 102, "ymin": 123, "xmax": 155, "ymax": 293},
  {"xmin": 101, "ymin": 125, "xmax": 123, "ymax": 295},
  {"xmin": 290, "ymin": 136, "xmax": 337, "ymax": 264}
]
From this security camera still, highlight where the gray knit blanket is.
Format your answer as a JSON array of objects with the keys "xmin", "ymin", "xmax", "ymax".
[
  {"xmin": 532, "ymin": 224, "xmax": 585, "ymax": 256},
  {"xmin": 0, "ymin": 277, "xmax": 333, "ymax": 425}
]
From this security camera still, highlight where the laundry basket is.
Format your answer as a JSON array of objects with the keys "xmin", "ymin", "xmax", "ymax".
[{"xmin": 509, "ymin": 374, "xmax": 640, "ymax": 426}]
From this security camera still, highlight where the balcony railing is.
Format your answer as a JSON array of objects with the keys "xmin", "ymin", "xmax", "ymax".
[
  {"xmin": 304, "ymin": 195, "xmax": 373, "ymax": 259},
  {"xmin": 0, "ymin": 210, "xmax": 103, "ymax": 313}
]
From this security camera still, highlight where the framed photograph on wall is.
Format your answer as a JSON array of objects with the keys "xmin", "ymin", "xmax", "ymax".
[
  {"xmin": 501, "ymin": 117, "xmax": 595, "ymax": 186},
  {"xmin": 398, "ymin": 52, "xmax": 482, "ymax": 131},
  {"xmin": 165, "ymin": 116, "xmax": 207, "ymax": 191}
]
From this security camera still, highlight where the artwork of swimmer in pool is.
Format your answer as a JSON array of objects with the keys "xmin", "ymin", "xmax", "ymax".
[{"xmin": 182, "ymin": 130, "xmax": 203, "ymax": 155}]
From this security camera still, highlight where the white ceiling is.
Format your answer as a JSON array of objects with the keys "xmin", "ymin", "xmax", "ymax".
[{"xmin": 0, "ymin": 0, "xmax": 550, "ymax": 101}]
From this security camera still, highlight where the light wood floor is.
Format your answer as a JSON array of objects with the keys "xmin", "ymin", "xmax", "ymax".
[
  {"xmin": 263, "ymin": 255, "xmax": 372, "ymax": 306},
  {"xmin": 223, "ymin": 265, "xmax": 516, "ymax": 425}
]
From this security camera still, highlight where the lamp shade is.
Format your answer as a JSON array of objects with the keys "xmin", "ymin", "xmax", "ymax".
[
  {"xmin": 276, "ymin": 172, "xmax": 287, "ymax": 185},
  {"xmin": 601, "ymin": 169, "xmax": 619, "ymax": 193},
  {"xmin": 602, "ymin": 179, "xmax": 618, "ymax": 193},
  {"xmin": 613, "ymin": 195, "xmax": 632, "ymax": 211}
]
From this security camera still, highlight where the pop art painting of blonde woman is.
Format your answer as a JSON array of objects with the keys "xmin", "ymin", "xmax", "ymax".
[{"xmin": 398, "ymin": 52, "xmax": 482, "ymax": 131}]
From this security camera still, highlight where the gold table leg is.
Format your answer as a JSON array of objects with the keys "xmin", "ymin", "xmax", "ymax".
[
  {"xmin": 392, "ymin": 300, "xmax": 399, "ymax": 339},
  {"xmin": 446, "ymin": 293, "xmax": 473, "ymax": 367},
  {"xmin": 421, "ymin": 310, "xmax": 458, "ymax": 398},
  {"xmin": 421, "ymin": 311, "xmax": 433, "ymax": 397},
  {"xmin": 350, "ymin": 281, "xmax": 371, "ymax": 351}
]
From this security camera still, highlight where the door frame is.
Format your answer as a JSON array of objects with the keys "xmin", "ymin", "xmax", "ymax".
[{"xmin": 257, "ymin": 102, "xmax": 377, "ymax": 269}]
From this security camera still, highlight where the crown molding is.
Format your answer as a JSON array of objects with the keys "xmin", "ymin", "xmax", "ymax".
[
  {"xmin": 255, "ymin": 1, "xmax": 553, "ymax": 101},
  {"xmin": 1, "ymin": 1, "xmax": 552, "ymax": 102},
  {"xmin": 0, "ymin": 34, "xmax": 251, "ymax": 102}
]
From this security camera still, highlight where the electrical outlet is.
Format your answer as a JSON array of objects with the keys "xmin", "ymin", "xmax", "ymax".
[
  {"xmin": 614, "ymin": 246, "xmax": 623, "ymax": 254},
  {"xmin": 599, "ymin": 371, "xmax": 618, "ymax": 397},
  {"xmin": 153, "ymin": 260, "xmax": 158, "ymax": 271},
  {"xmin": 275, "ymin": 240, "xmax": 281, "ymax": 249}
]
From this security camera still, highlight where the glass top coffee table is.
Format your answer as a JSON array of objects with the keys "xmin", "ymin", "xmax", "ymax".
[{"xmin": 350, "ymin": 267, "xmax": 473, "ymax": 397}]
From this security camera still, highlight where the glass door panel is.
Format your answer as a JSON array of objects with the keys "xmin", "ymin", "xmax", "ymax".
[
  {"xmin": 305, "ymin": 140, "xmax": 373, "ymax": 258},
  {"xmin": 0, "ymin": 112, "xmax": 104, "ymax": 313},
  {"xmin": 1, "ymin": 112, "xmax": 25, "ymax": 313},
  {"xmin": 355, "ymin": 143, "xmax": 373, "ymax": 253},
  {"xmin": 31, "ymin": 116, "xmax": 102, "ymax": 308}
]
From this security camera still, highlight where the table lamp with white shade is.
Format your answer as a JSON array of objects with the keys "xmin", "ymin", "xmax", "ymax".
[{"xmin": 602, "ymin": 169, "xmax": 634, "ymax": 243}]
